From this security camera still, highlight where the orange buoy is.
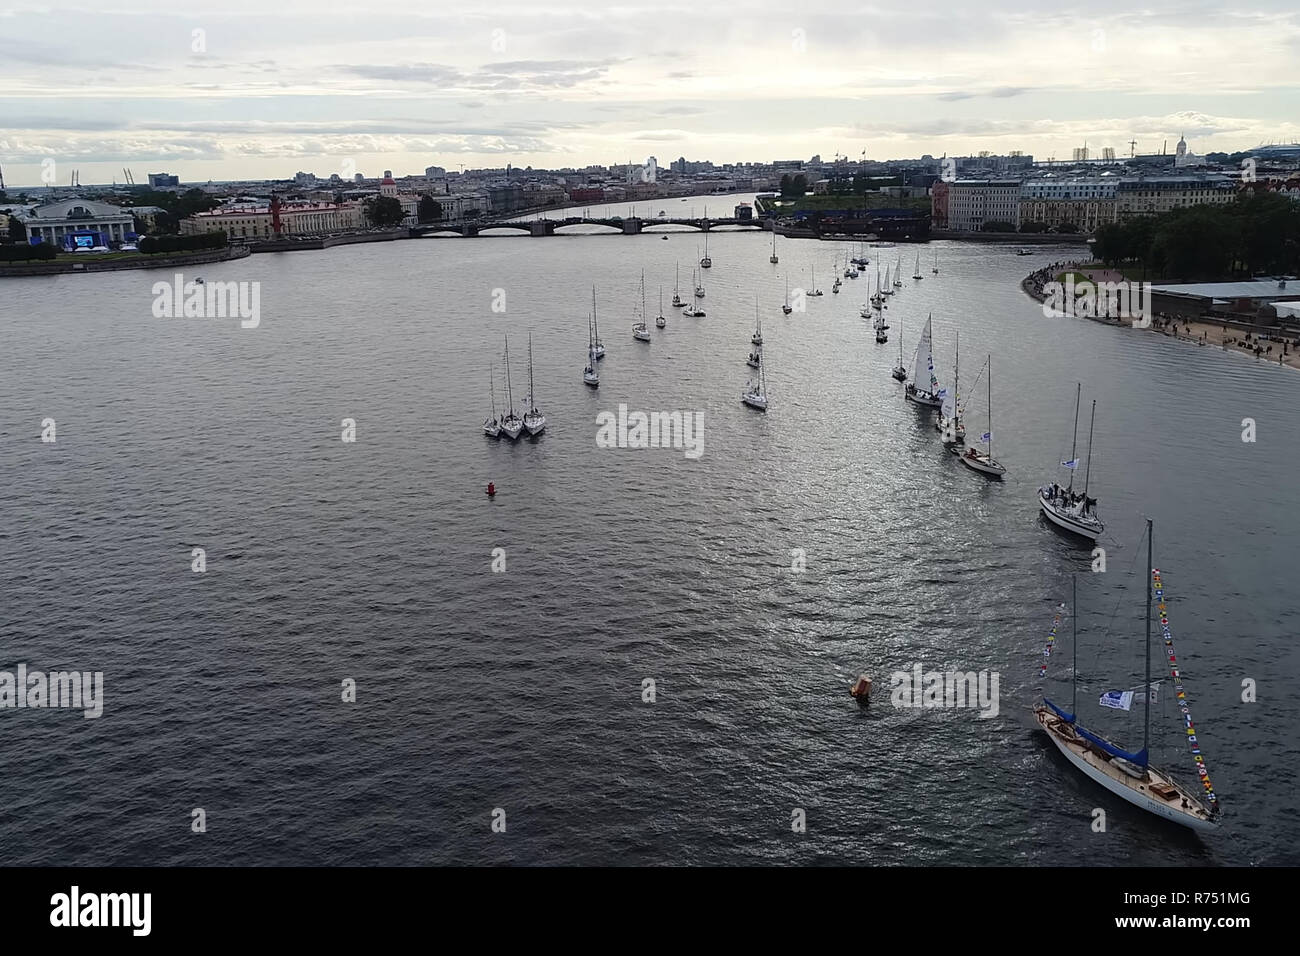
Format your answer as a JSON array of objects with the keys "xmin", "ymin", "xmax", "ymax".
[{"xmin": 486, "ymin": 482, "xmax": 496, "ymax": 497}]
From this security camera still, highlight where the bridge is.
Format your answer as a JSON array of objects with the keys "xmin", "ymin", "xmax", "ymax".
[{"xmin": 410, "ymin": 215, "xmax": 772, "ymax": 238}]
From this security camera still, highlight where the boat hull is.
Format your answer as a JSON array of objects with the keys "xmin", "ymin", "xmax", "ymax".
[
  {"xmin": 904, "ymin": 387, "xmax": 943, "ymax": 408},
  {"xmin": 1038, "ymin": 491, "xmax": 1103, "ymax": 540},
  {"xmin": 741, "ymin": 395, "xmax": 767, "ymax": 410},
  {"xmin": 1034, "ymin": 706, "xmax": 1217, "ymax": 832},
  {"xmin": 960, "ymin": 451, "xmax": 1004, "ymax": 477}
]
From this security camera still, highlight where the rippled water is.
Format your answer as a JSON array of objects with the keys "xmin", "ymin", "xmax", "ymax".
[{"xmin": 1, "ymin": 200, "xmax": 1296, "ymax": 865}]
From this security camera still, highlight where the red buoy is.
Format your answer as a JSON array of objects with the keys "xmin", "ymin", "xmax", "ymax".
[{"xmin": 486, "ymin": 482, "xmax": 496, "ymax": 497}]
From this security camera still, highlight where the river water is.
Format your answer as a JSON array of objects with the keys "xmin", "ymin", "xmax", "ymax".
[{"xmin": 1, "ymin": 195, "xmax": 1295, "ymax": 865}]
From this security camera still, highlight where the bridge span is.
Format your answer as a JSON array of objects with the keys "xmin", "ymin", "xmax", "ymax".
[{"xmin": 411, "ymin": 216, "xmax": 771, "ymax": 238}]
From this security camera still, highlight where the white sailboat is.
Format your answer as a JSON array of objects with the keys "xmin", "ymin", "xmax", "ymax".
[
  {"xmin": 809, "ymin": 266, "xmax": 823, "ymax": 296},
  {"xmin": 1035, "ymin": 542, "xmax": 1220, "ymax": 832},
  {"xmin": 671, "ymin": 262, "xmax": 685, "ymax": 308},
  {"xmin": 912, "ymin": 250, "xmax": 924, "ymax": 280},
  {"xmin": 892, "ymin": 319, "xmax": 907, "ymax": 380},
  {"xmin": 694, "ymin": 265, "xmax": 705, "ymax": 298},
  {"xmin": 882, "ymin": 263, "xmax": 895, "ymax": 295},
  {"xmin": 585, "ymin": 316, "xmax": 598, "ymax": 387},
  {"xmin": 851, "ymin": 243, "xmax": 870, "ymax": 267},
  {"xmin": 843, "ymin": 252, "xmax": 853, "ymax": 279},
  {"xmin": 700, "ymin": 230, "xmax": 711, "ymax": 269},
  {"xmin": 893, "ymin": 255, "xmax": 903, "ymax": 287},
  {"xmin": 632, "ymin": 270, "xmax": 651, "ymax": 342},
  {"xmin": 831, "ymin": 261, "xmax": 842, "ymax": 294},
  {"xmin": 937, "ymin": 331, "xmax": 965, "ymax": 443},
  {"xmin": 904, "ymin": 314, "xmax": 944, "ymax": 407},
  {"xmin": 742, "ymin": 352, "xmax": 768, "ymax": 410},
  {"xmin": 522, "ymin": 332, "xmax": 546, "ymax": 436},
  {"xmin": 591, "ymin": 287, "xmax": 605, "ymax": 359},
  {"xmin": 769, "ymin": 229, "xmax": 779, "ymax": 264},
  {"xmin": 960, "ymin": 355, "xmax": 1005, "ymax": 476},
  {"xmin": 1039, "ymin": 384, "xmax": 1104, "ymax": 540},
  {"xmin": 500, "ymin": 335, "xmax": 525, "ymax": 439},
  {"xmin": 483, "ymin": 364, "xmax": 502, "ymax": 437},
  {"xmin": 655, "ymin": 285, "xmax": 667, "ymax": 328}
]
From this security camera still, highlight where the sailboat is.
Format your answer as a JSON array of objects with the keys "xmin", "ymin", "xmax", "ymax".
[
  {"xmin": 851, "ymin": 243, "xmax": 870, "ymax": 267},
  {"xmin": 483, "ymin": 364, "xmax": 502, "ymax": 437},
  {"xmin": 937, "ymin": 331, "xmax": 964, "ymax": 443},
  {"xmin": 1038, "ymin": 384, "xmax": 1104, "ymax": 540},
  {"xmin": 500, "ymin": 335, "xmax": 525, "ymax": 439},
  {"xmin": 655, "ymin": 285, "xmax": 667, "ymax": 328},
  {"xmin": 700, "ymin": 230, "xmax": 712, "ymax": 269},
  {"xmin": 522, "ymin": 333, "xmax": 546, "ymax": 436},
  {"xmin": 843, "ymin": 252, "xmax": 853, "ymax": 279},
  {"xmin": 583, "ymin": 315, "xmax": 600, "ymax": 388},
  {"xmin": 694, "ymin": 266, "xmax": 705, "ymax": 298},
  {"xmin": 831, "ymin": 261, "xmax": 842, "ymax": 294},
  {"xmin": 588, "ymin": 287, "xmax": 606, "ymax": 359},
  {"xmin": 751, "ymin": 298, "xmax": 763, "ymax": 345},
  {"xmin": 782, "ymin": 277, "xmax": 793, "ymax": 315},
  {"xmin": 632, "ymin": 270, "xmax": 651, "ymax": 342},
  {"xmin": 960, "ymin": 355, "xmax": 1005, "ymax": 476},
  {"xmin": 769, "ymin": 229, "xmax": 779, "ymax": 264},
  {"xmin": 742, "ymin": 352, "xmax": 768, "ymax": 410},
  {"xmin": 875, "ymin": 322, "xmax": 888, "ymax": 344},
  {"xmin": 893, "ymin": 255, "xmax": 903, "ymax": 287},
  {"xmin": 932, "ymin": 247, "xmax": 939, "ymax": 275},
  {"xmin": 671, "ymin": 262, "xmax": 685, "ymax": 308},
  {"xmin": 891, "ymin": 319, "xmax": 907, "ymax": 380},
  {"xmin": 809, "ymin": 266, "xmax": 823, "ymax": 296},
  {"xmin": 1035, "ymin": 534, "xmax": 1221, "ymax": 831},
  {"xmin": 882, "ymin": 263, "xmax": 895, "ymax": 295},
  {"xmin": 904, "ymin": 314, "xmax": 943, "ymax": 407},
  {"xmin": 912, "ymin": 250, "xmax": 924, "ymax": 280}
]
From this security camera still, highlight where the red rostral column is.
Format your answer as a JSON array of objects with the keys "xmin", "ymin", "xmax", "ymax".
[{"xmin": 270, "ymin": 194, "xmax": 283, "ymax": 237}]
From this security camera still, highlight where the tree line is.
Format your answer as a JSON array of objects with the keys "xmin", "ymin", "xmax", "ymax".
[{"xmin": 1091, "ymin": 193, "xmax": 1299, "ymax": 280}]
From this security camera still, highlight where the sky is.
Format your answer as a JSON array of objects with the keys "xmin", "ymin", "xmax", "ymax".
[{"xmin": 2, "ymin": 0, "xmax": 1298, "ymax": 186}]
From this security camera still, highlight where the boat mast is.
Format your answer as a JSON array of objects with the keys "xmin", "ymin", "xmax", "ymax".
[
  {"xmin": 954, "ymin": 331, "xmax": 960, "ymax": 424},
  {"xmin": 1071, "ymin": 573, "xmax": 1077, "ymax": 716},
  {"xmin": 1067, "ymin": 382, "xmax": 1081, "ymax": 493},
  {"xmin": 982, "ymin": 356, "xmax": 993, "ymax": 457},
  {"xmin": 592, "ymin": 286, "xmax": 599, "ymax": 341},
  {"xmin": 490, "ymin": 365, "xmax": 497, "ymax": 420},
  {"xmin": 504, "ymin": 334, "xmax": 515, "ymax": 416},
  {"xmin": 1144, "ymin": 519, "xmax": 1153, "ymax": 763},
  {"xmin": 1083, "ymin": 400, "xmax": 1097, "ymax": 498},
  {"xmin": 527, "ymin": 333, "xmax": 536, "ymax": 411}
]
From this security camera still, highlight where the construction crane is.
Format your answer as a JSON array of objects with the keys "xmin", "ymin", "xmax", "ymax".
[{"xmin": 1128, "ymin": 139, "xmax": 1137, "ymax": 158}]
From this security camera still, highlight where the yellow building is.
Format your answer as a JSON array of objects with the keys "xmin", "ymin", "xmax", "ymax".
[{"xmin": 181, "ymin": 200, "xmax": 364, "ymax": 239}]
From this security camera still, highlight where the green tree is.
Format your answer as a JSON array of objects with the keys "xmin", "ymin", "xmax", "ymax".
[
  {"xmin": 7, "ymin": 217, "xmax": 27, "ymax": 243},
  {"xmin": 982, "ymin": 220, "xmax": 1016, "ymax": 232},
  {"xmin": 779, "ymin": 174, "xmax": 794, "ymax": 196},
  {"xmin": 792, "ymin": 174, "xmax": 808, "ymax": 195},
  {"xmin": 364, "ymin": 196, "xmax": 406, "ymax": 227},
  {"xmin": 418, "ymin": 195, "xmax": 442, "ymax": 223}
]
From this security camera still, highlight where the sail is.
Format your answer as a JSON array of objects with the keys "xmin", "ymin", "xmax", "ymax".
[
  {"xmin": 941, "ymin": 390, "xmax": 955, "ymax": 419},
  {"xmin": 911, "ymin": 318, "xmax": 932, "ymax": 392}
]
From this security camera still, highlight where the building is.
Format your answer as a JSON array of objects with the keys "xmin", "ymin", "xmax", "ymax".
[
  {"xmin": 944, "ymin": 180, "xmax": 1021, "ymax": 231},
  {"xmin": 1115, "ymin": 175, "xmax": 1236, "ymax": 220},
  {"xmin": 1019, "ymin": 179, "xmax": 1118, "ymax": 233},
  {"xmin": 379, "ymin": 172, "xmax": 398, "ymax": 199},
  {"xmin": 147, "ymin": 173, "xmax": 180, "ymax": 189},
  {"xmin": 180, "ymin": 200, "xmax": 364, "ymax": 239},
  {"xmin": 930, "ymin": 180, "xmax": 950, "ymax": 228},
  {"xmin": 18, "ymin": 198, "xmax": 136, "ymax": 246},
  {"xmin": 1149, "ymin": 277, "xmax": 1298, "ymax": 318},
  {"xmin": 424, "ymin": 165, "xmax": 446, "ymax": 179}
]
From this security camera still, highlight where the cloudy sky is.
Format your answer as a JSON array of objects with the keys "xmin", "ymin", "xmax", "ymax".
[{"xmin": 2, "ymin": 0, "xmax": 1298, "ymax": 185}]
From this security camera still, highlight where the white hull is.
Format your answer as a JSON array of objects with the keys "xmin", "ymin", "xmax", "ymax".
[
  {"xmin": 501, "ymin": 419, "xmax": 524, "ymax": 440},
  {"xmin": 1038, "ymin": 491, "xmax": 1103, "ymax": 540},
  {"xmin": 483, "ymin": 422, "xmax": 500, "ymax": 438},
  {"xmin": 593, "ymin": 345, "xmax": 605, "ymax": 360},
  {"xmin": 742, "ymin": 393, "xmax": 768, "ymax": 410},
  {"xmin": 583, "ymin": 375, "xmax": 599, "ymax": 388},
  {"xmin": 655, "ymin": 318, "xmax": 666, "ymax": 328},
  {"xmin": 747, "ymin": 358, "xmax": 760, "ymax": 368},
  {"xmin": 1035, "ymin": 707, "xmax": 1217, "ymax": 832},
  {"xmin": 960, "ymin": 450, "xmax": 1005, "ymax": 477},
  {"xmin": 633, "ymin": 325, "xmax": 651, "ymax": 341},
  {"xmin": 523, "ymin": 416, "xmax": 546, "ymax": 436}
]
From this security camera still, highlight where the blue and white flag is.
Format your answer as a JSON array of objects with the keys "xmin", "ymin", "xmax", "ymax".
[
  {"xmin": 1061, "ymin": 458, "xmax": 1079, "ymax": 469},
  {"xmin": 1099, "ymin": 690, "xmax": 1134, "ymax": 711},
  {"xmin": 980, "ymin": 432, "xmax": 991, "ymax": 442}
]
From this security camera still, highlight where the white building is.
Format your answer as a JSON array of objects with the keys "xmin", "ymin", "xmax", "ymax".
[
  {"xmin": 946, "ymin": 180, "xmax": 1021, "ymax": 231},
  {"xmin": 19, "ymin": 198, "xmax": 136, "ymax": 245},
  {"xmin": 180, "ymin": 200, "xmax": 365, "ymax": 239}
]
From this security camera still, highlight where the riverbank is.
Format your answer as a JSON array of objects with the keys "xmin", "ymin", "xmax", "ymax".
[
  {"xmin": 934, "ymin": 230, "xmax": 1088, "ymax": 244},
  {"xmin": 0, "ymin": 243, "xmax": 250, "ymax": 277},
  {"xmin": 1022, "ymin": 261, "xmax": 1300, "ymax": 370}
]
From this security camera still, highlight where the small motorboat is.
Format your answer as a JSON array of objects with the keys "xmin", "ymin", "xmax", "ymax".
[{"xmin": 850, "ymin": 675, "xmax": 872, "ymax": 707}]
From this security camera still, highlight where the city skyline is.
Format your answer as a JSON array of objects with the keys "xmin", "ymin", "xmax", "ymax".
[{"xmin": 2, "ymin": 0, "xmax": 1299, "ymax": 186}]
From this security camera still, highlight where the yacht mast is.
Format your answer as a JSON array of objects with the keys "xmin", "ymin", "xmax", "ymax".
[
  {"xmin": 1143, "ymin": 519, "xmax": 1153, "ymax": 762},
  {"xmin": 1067, "ymin": 382, "xmax": 1082, "ymax": 493},
  {"xmin": 1083, "ymin": 400, "xmax": 1097, "ymax": 498}
]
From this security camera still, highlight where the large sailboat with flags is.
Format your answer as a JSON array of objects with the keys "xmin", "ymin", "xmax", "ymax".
[{"xmin": 1034, "ymin": 526, "xmax": 1220, "ymax": 832}]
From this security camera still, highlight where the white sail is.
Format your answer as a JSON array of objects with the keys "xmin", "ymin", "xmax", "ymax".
[
  {"xmin": 941, "ymin": 390, "xmax": 955, "ymax": 419},
  {"xmin": 912, "ymin": 317, "xmax": 933, "ymax": 393}
]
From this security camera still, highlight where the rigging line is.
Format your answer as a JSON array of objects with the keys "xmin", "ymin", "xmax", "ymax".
[{"xmin": 1086, "ymin": 531, "xmax": 1145, "ymax": 677}]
